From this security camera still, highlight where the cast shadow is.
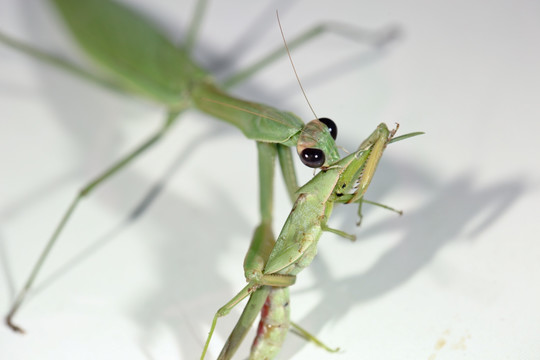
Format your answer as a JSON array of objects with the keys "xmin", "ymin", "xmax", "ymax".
[{"xmin": 281, "ymin": 160, "xmax": 526, "ymax": 358}]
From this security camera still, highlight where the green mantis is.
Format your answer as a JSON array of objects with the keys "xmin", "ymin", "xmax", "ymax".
[
  {"xmin": 200, "ymin": 124, "xmax": 422, "ymax": 359},
  {"xmin": 0, "ymin": 0, "xmax": 397, "ymax": 333}
]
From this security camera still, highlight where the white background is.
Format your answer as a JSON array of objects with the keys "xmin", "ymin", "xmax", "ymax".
[{"xmin": 1, "ymin": 0, "xmax": 539, "ymax": 359}]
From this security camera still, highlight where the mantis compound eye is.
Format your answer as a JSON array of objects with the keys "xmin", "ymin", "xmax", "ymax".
[
  {"xmin": 319, "ymin": 117, "xmax": 337, "ymax": 140},
  {"xmin": 300, "ymin": 148, "xmax": 325, "ymax": 168},
  {"xmin": 296, "ymin": 117, "xmax": 338, "ymax": 168}
]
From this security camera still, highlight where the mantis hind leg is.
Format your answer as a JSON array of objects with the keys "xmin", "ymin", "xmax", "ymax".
[
  {"xmin": 5, "ymin": 110, "xmax": 182, "ymax": 333},
  {"xmin": 185, "ymin": 0, "xmax": 209, "ymax": 53},
  {"xmin": 0, "ymin": 31, "xmax": 123, "ymax": 93},
  {"xmin": 223, "ymin": 21, "xmax": 401, "ymax": 88}
]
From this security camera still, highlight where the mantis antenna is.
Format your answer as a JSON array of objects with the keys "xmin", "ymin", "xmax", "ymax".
[{"xmin": 276, "ymin": 11, "xmax": 319, "ymax": 120}]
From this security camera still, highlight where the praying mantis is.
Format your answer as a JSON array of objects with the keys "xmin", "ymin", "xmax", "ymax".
[
  {"xmin": 201, "ymin": 124, "xmax": 422, "ymax": 359},
  {"xmin": 1, "ymin": 0, "xmax": 400, "ymax": 334}
]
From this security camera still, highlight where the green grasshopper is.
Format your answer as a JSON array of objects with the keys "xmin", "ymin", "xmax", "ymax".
[
  {"xmin": 0, "ymin": 0, "xmax": 397, "ymax": 333},
  {"xmin": 200, "ymin": 124, "xmax": 423, "ymax": 359}
]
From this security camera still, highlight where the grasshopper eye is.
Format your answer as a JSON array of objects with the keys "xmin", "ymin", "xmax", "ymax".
[
  {"xmin": 319, "ymin": 117, "xmax": 337, "ymax": 140},
  {"xmin": 300, "ymin": 148, "xmax": 325, "ymax": 168}
]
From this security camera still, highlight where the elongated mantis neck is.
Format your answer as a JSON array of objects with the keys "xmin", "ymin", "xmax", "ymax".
[{"xmin": 191, "ymin": 82, "xmax": 303, "ymax": 146}]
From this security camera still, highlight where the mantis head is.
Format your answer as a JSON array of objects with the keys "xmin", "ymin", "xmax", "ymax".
[{"xmin": 296, "ymin": 117, "xmax": 340, "ymax": 168}]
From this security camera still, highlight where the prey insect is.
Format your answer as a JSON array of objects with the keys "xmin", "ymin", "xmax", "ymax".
[
  {"xmin": 0, "ymin": 0, "xmax": 397, "ymax": 332},
  {"xmin": 200, "ymin": 124, "xmax": 423, "ymax": 359}
]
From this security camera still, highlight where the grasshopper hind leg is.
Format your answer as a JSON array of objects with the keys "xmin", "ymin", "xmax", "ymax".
[{"xmin": 290, "ymin": 321, "xmax": 340, "ymax": 353}]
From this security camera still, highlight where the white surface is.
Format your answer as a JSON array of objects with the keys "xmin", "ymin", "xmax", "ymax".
[{"xmin": 1, "ymin": 0, "xmax": 539, "ymax": 359}]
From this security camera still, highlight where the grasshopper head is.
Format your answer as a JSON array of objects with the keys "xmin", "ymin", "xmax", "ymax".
[{"xmin": 333, "ymin": 123, "xmax": 396, "ymax": 202}]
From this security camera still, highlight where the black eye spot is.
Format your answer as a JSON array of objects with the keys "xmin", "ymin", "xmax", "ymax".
[
  {"xmin": 319, "ymin": 117, "xmax": 337, "ymax": 140},
  {"xmin": 300, "ymin": 148, "xmax": 325, "ymax": 168}
]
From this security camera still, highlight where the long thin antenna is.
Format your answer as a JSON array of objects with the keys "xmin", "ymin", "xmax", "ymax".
[{"xmin": 276, "ymin": 11, "xmax": 318, "ymax": 120}]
